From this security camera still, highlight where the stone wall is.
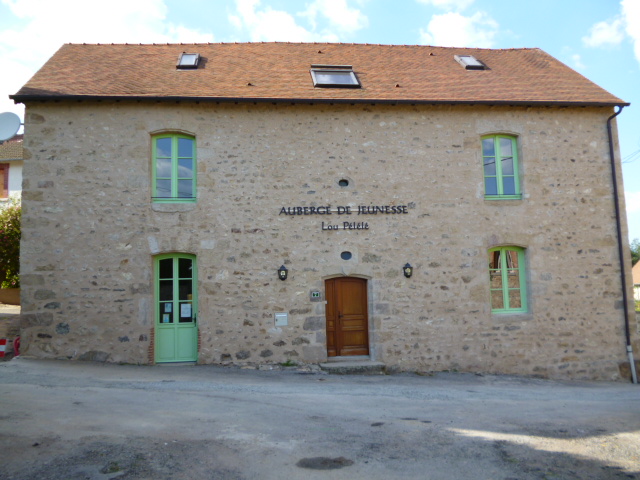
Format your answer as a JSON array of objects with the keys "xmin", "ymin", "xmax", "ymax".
[{"xmin": 18, "ymin": 101, "xmax": 637, "ymax": 380}]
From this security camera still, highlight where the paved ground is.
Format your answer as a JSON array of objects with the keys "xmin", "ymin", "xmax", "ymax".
[{"xmin": 0, "ymin": 358, "xmax": 639, "ymax": 480}]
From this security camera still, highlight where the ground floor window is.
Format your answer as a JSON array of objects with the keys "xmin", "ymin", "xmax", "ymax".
[{"xmin": 488, "ymin": 246, "xmax": 527, "ymax": 313}]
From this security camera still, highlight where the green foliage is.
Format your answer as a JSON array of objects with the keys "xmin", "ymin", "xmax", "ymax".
[
  {"xmin": 0, "ymin": 198, "xmax": 21, "ymax": 288},
  {"xmin": 631, "ymin": 238, "xmax": 640, "ymax": 266}
]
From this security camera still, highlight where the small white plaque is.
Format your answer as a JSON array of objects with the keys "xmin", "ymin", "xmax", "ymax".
[{"xmin": 274, "ymin": 312, "xmax": 288, "ymax": 327}]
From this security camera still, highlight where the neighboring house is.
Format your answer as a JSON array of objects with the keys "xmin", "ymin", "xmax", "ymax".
[
  {"xmin": 633, "ymin": 261, "xmax": 640, "ymax": 301},
  {"xmin": 0, "ymin": 134, "xmax": 23, "ymax": 200},
  {"xmin": 9, "ymin": 43, "xmax": 637, "ymax": 380}
]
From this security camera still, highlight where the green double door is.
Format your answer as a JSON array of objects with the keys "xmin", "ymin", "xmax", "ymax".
[{"xmin": 155, "ymin": 254, "xmax": 198, "ymax": 362}]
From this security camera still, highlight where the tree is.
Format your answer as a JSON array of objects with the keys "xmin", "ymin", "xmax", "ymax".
[
  {"xmin": 631, "ymin": 238, "xmax": 640, "ymax": 266},
  {"xmin": 0, "ymin": 198, "xmax": 21, "ymax": 288}
]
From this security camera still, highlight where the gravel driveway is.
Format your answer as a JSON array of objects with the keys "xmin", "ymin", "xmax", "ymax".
[{"xmin": 0, "ymin": 358, "xmax": 639, "ymax": 479}]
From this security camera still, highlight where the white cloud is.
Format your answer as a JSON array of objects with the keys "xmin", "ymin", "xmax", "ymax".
[
  {"xmin": 230, "ymin": 0, "xmax": 366, "ymax": 42},
  {"xmin": 626, "ymin": 190, "xmax": 640, "ymax": 241},
  {"xmin": 582, "ymin": 0, "xmax": 640, "ymax": 65},
  {"xmin": 582, "ymin": 17, "xmax": 625, "ymax": 47},
  {"xmin": 622, "ymin": 0, "xmax": 640, "ymax": 63},
  {"xmin": 230, "ymin": 0, "xmax": 323, "ymax": 41},
  {"xmin": 0, "ymin": 0, "xmax": 213, "ymax": 118},
  {"xmin": 419, "ymin": 11, "xmax": 498, "ymax": 48},
  {"xmin": 417, "ymin": 0, "xmax": 474, "ymax": 10},
  {"xmin": 626, "ymin": 190, "xmax": 640, "ymax": 214},
  {"xmin": 571, "ymin": 53, "xmax": 586, "ymax": 70},
  {"xmin": 301, "ymin": 0, "xmax": 368, "ymax": 33}
]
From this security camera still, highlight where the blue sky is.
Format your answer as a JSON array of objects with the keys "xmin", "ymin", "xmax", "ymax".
[{"xmin": 0, "ymin": 0, "xmax": 638, "ymax": 241}]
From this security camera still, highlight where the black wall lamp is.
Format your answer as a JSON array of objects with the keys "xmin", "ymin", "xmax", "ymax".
[
  {"xmin": 403, "ymin": 263, "xmax": 413, "ymax": 278},
  {"xmin": 278, "ymin": 265, "xmax": 288, "ymax": 281}
]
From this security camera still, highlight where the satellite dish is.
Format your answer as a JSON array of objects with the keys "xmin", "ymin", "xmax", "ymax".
[{"xmin": 0, "ymin": 112, "xmax": 22, "ymax": 142}]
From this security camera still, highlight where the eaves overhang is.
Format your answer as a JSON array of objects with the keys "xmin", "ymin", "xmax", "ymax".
[{"xmin": 10, "ymin": 93, "xmax": 630, "ymax": 108}]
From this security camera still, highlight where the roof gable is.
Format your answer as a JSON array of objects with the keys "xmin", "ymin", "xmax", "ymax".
[{"xmin": 11, "ymin": 43, "xmax": 627, "ymax": 107}]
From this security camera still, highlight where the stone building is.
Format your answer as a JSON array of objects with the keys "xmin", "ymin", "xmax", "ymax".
[{"xmin": 10, "ymin": 43, "xmax": 637, "ymax": 380}]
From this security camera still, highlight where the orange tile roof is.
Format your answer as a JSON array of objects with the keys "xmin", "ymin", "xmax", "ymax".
[
  {"xmin": 11, "ymin": 43, "xmax": 627, "ymax": 107},
  {"xmin": 0, "ymin": 136, "xmax": 23, "ymax": 161}
]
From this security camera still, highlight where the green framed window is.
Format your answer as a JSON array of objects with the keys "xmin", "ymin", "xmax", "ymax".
[
  {"xmin": 152, "ymin": 134, "xmax": 196, "ymax": 202},
  {"xmin": 488, "ymin": 246, "xmax": 527, "ymax": 313},
  {"xmin": 482, "ymin": 135, "xmax": 521, "ymax": 199}
]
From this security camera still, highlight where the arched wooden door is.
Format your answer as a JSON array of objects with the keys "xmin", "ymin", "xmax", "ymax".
[{"xmin": 325, "ymin": 277, "xmax": 369, "ymax": 357}]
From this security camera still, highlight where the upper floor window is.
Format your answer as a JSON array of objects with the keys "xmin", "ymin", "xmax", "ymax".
[
  {"xmin": 488, "ymin": 246, "xmax": 527, "ymax": 313},
  {"xmin": 310, "ymin": 65, "xmax": 361, "ymax": 88},
  {"xmin": 152, "ymin": 134, "xmax": 196, "ymax": 202},
  {"xmin": 482, "ymin": 135, "xmax": 521, "ymax": 199}
]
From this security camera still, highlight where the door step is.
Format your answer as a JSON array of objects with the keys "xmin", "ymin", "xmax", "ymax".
[{"xmin": 319, "ymin": 359, "xmax": 387, "ymax": 375}]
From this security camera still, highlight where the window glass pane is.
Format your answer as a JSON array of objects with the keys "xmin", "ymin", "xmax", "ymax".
[
  {"xmin": 156, "ymin": 179, "xmax": 171, "ymax": 197},
  {"xmin": 485, "ymin": 177, "xmax": 498, "ymax": 195},
  {"xmin": 179, "ymin": 302, "xmax": 193, "ymax": 322},
  {"xmin": 483, "ymin": 157, "xmax": 496, "ymax": 175},
  {"xmin": 501, "ymin": 157, "xmax": 514, "ymax": 175},
  {"xmin": 499, "ymin": 138, "xmax": 513, "ymax": 156},
  {"xmin": 178, "ymin": 138, "xmax": 193, "ymax": 158},
  {"xmin": 509, "ymin": 290, "xmax": 522, "ymax": 308},
  {"xmin": 482, "ymin": 138, "xmax": 495, "ymax": 156},
  {"xmin": 156, "ymin": 157, "xmax": 172, "ymax": 178},
  {"xmin": 160, "ymin": 304, "xmax": 173, "ymax": 323},
  {"xmin": 490, "ymin": 270, "xmax": 503, "ymax": 289},
  {"xmin": 179, "ymin": 258, "xmax": 192, "ymax": 279},
  {"xmin": 507, "ymin": 272, "xmax": 521, "ymax": 289},
  {"xmin": 159, "ymin": 259, "xmax": 173, "ymax": 279},
  {"xmin": 488, "ymin": 251, "xmax": 500, "ymax": 269},
  {"xmin": 506, "ymin": 250, "xmax": 519, "ymax": 268},
  {"xmin": 491, "ymin": 289, "xmax": 504, "ymax": 309},
  {"xmin": 178, "ymin": 53, "xmax": 198, "ymax": 67},
  {"xmin": 315, "ymin": 72, "xmax": 357, "ymax": 84},
  {"xmin": 179, "ymin": 280, "xmax": 193, "ymax": 300},
  {"xmin": 178, "ymin": 158, "xmax": 193, "ymax": 178},
  {"xmin": 178, "ymin": 179, "xmax": 193, "ymax": 198},
  {"xmin": 502, "ymin": 177, "xmax": 516, "ymax": 195},
  {"xmin": 156, "ymin": 138, "xmax": 172, "ymax": 158},
  {"xmin": 159, "ymin": 280, "xmax": 173, "ymax": 301}
]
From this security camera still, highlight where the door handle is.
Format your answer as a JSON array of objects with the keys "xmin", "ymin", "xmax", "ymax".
[{"xmin": 338, "ymin": 311, "xmax": 343, "ymax": 319}]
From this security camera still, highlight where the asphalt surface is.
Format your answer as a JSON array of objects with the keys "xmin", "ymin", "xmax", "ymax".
[{"xmin": 0, "ymin": 358, "xmax": 639, "ymax": 480}]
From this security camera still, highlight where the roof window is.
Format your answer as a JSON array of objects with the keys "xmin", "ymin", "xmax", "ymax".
[
  {"xmin": 177, "ymin": 52, "xmax": 200, "ymax": 69},
  {"xmin": 310, "ymin": 65, "xmax": 360, "ymax": 88},
  {"xmin": 454, "ymin": 55, "xmax": 486, "ymax": 70}
]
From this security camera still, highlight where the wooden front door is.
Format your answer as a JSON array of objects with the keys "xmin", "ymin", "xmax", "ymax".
[{"xmin": 325, "ymin": 277, "xmax": 369, "ymax": 357}]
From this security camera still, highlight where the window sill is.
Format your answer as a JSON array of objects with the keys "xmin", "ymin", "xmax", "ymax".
[
  {"xmin": 152, "ymin": 203, "xmax": 197, "ymax": 213},
  {"xmin": 491, "ymin": 311, "xmax": 532, "ymax": 323},
  {"xmin": 484, "ymin": 194, "xmax": 522, "ymax": 200},
  {"xmin": 484, "ymin": 196, "xmax": 524, "ymax": 206}
]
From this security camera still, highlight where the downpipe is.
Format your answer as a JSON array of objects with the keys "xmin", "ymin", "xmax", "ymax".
[{"xmin": 607, "ymin": 106, "xmax": 637, "ymax": 384}]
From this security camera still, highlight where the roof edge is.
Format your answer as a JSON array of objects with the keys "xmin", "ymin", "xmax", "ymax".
[{"xmin": 10, "ymin": 94, "xmax": 630, "ymax": 108}]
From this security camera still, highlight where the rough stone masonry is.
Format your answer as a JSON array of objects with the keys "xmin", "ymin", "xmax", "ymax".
[{"xmin": 17, "ymin": 101, "xmax": 638, "ymax": 380}]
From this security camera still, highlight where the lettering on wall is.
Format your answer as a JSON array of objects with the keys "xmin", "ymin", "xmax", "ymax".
[{"xmin": 279, "ymin": 204, "xmax": 410, "ymax": 231}]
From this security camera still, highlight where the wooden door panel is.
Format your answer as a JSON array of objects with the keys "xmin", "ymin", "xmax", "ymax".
[{"xmin": 325, "ymin": 277, "xmax": 369, "ymax": 357}]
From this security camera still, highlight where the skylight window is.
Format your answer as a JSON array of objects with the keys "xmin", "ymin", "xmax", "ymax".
[
  {"xmin": 177, "ymin": 52, "xmax": 200, "ymax": 69},
  {"xmin": 310, "ymin": 65, "xmax": 360, "ymax": 88},
  {"xmin": 454, "ymin": 55, "xmax": 486, "ymax": 70}
]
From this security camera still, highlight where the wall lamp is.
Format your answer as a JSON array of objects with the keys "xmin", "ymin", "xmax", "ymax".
[
  {"xmin": 403, "ymin": 263, "xmax": 413, "ymax": 278},
  {"xmin": 278, "ymin": 265, "xmax": 288, "ymax": 281}
]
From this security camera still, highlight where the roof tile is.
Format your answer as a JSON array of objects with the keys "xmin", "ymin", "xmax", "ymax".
[{"xmin": 11, "ymin": 43, "xmax": 627, "ymax": 106}]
